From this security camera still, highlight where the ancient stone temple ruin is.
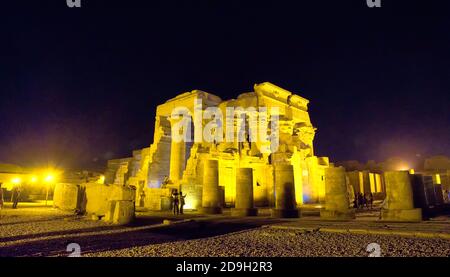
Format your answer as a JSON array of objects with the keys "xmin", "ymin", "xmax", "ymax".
[
  {"xmin": 105, "ymin": 82, "xmax": 335, "ymax": 215},
  {"xmin": 53, "ymin": 82, "xmax": 449, "ymax": 223}
]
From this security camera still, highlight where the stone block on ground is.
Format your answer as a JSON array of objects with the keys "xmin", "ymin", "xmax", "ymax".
[
  {"xmin": 85, "ymin": 183, "xmax": 110, "ymax": 216},
  {"xmin": 53, "ymin": 183, "xmax": 80, "ymax": 212},
  {"xmin": 382, "ymin": 171, "xmax": 422, "ymax": 222},
  {"xmin": 103, "ymin": 200, "xmax": 117, "ymax": 223},
  {"xmin": 112, "ymin": 200, "xmax": 135, "ymax": 225},
  {"xmin": 320, "ymin": 167, "xmax": 355, "ymax": 220}
]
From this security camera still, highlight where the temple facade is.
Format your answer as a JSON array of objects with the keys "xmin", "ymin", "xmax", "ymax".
[{"xmin": 105, "ymin": 82, "xmax": 332, "ymax": 210}]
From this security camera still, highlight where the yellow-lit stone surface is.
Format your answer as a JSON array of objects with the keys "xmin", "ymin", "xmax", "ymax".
[
  {"xmin": 53, "ymin": 182, "xmax": 137, "ymax": 224},
  {"xmin": 320, "ymin": 167, "xmax": 355, "ymax": 220},
  {"xmin": 84, "ymin": 183, "xmax": 110, "ymax": 216},
  {"xmin": 112, "ymin": 200, "xmax": 135, "ymax": 225},
  {"xmin": 109, "ymin": 184, "xmax": 135, "ymax": 201},
  {"xmin": 51, "ymin": 83, "xmax": 350, "ymax": 217},
  {"xmin": 272, "ymin": 165, "xmax": 299, "ymax": 218},
  {"xmin": 97, "ymin": 82, "xmax": 334, "ymax": 212},
  {"xmin": 53, "ymin": 183, "xmax": 79, "ymax": 211},
  {"xmin": 381, "ymin": 171, "xmax": 422, "ymax": 222},
  {"xmin": 231, "ymin": 168, "xmax": 257, "ymax": 216},
  {"xmin": 201, "ymin": 160, "xmax": 222, "ymax": 214}
]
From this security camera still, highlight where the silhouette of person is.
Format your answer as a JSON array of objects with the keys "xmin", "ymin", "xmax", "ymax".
[
  {"xmin": 353, "ymin": 193, "xmax": 358, "ymax": 208},
  {"xmin": 367, "ymin": 192, "xmax": 374, "ymax": 209},
  {"xmin": 172, "ymin": 189, "xmax": 179, "ymax": 215},
  {"xmin": 11, "ymin": 185, "xmax": 21, "ymax": 209},
  {"xmin": 362, "ymin": 193, "xmax": 368, "ymax": 209},
  {"xmin": 357, "ymin": 193, "xmax": 363, "ymax": 209},
  {"xmin": 139, "ymin": 190, "xmax": 145, "ymax": 208},
  {"xmin": 179, "ymin": 191, "xmax": 187, "ymax": 214},
  {"xmin": 162, "ymin": 176, "xmax": 171, "ymax": 187}
]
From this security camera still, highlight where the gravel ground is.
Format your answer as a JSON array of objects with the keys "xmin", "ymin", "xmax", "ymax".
[
  {"xmin": 86, "ymin": 228, "xmax": 450, "ymax": 257},
  {"xmin": 1, "ymin": 205, "xmax": 449, "ymax": 257},
  {"xmin": 0, "ymin": 207, "xmax": 112, "ymax": 240}
]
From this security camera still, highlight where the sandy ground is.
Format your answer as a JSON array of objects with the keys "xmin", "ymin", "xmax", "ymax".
[{"xmin": 1, "ymin": 202, "xmax": 449, "ymax": 257}]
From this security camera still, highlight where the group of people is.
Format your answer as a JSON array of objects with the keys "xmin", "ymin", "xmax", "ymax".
[
  {"xmin": 354, "ymin": 192, "xmax": 373, "ymax": 209},
  {"xmin": 0, "ymin": 182, "xmax": 21, "ymax": 212},
  {"xmin": 171, "ymin": 189, "xmax": 186, "ymax": 215}
]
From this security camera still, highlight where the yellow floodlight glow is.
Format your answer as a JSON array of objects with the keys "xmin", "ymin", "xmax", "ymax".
[
  {"xmin": 409, "ymin": 169, "xmax": 415, "ymax": 175},
  {"xmin": 98, "ymin": 175, "xmax": 105, "ymax": 184},
  {"xmin": 44, "ymin": 174, "xmax": 55, "ymax": 183},
  {"xmin": 397, "ymin": 164, "xmax": 410, "ymax": 171},
  {"xmin": 11, "ymin": 177, "xmax": 21, "ymax": 184},
  {"xmin": 30, "ymin": 176, "xmax": 38, "ymax": 183}
]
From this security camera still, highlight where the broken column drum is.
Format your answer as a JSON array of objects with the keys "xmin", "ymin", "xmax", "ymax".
[
  {"xmin": 381, "ymin": 171, "xmax": 422, "ymax": 222},
  {"xmin": 320, "ymin": 167, "xmax": 355, "ymax": 220},
  {"xmin": 272, "ymin": 165, "xmax": 299, "ymax": 218},
  {"xmin": 232, "ymin": 168, "xmax": 258, "ymax": 216},
  {"xmin": 201, "ymin": 159, "xmax": 223, "ymax": 214}
]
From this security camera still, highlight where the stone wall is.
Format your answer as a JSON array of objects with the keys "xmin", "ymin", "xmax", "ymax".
[{"xmin": 143, "ymin": 187, "xmax": 172, "ymax": 211}]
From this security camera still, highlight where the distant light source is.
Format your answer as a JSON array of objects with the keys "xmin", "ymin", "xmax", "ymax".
[
  {"xmin": 435, "ymin": 174, "xmax": 441, "ymax": 185},
  {"xmin": 98, "ymin": 175, "xmax": 105, "ymax": 184},
  {"xmin": 397, "ymin": 164, "xmax": 410, "ymax": 171},
  {"xmin": 11, "ymin": 177, "xmax": 21, "ymax": 184},
  {"xmin": 44, "ymin": 174, "xmax": 55, "ymax": 183},
  {"xmin": 43, "ymin": 173, "xmax": 56, "ymax": 207},
  {"xmin": 409, "ymin": 169, "xmax": 415, "ymax": 174},
  {"xmin": 30, "ymin": 176, "xmax": 38, "ymax": 183}
]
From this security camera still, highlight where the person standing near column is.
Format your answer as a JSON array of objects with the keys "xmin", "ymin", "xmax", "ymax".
[
  {"xmin": 179, "ymin": 191, "xmax": 187, "ymax": 214},
  {"xmin": 12, "ymin": 185, "xmax": 21, "ymax": 209},
  {"xmin": 172, "ymin": 189, "xmax": 179, "ymax": 215}
]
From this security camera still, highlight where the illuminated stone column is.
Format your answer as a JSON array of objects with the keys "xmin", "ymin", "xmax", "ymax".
[
  {"xmin": 169, "ymin": 119, "xmax": 186, "ymax": 185},
  {"xmin": 432, "ymin": 175, "xmax": 445, "ymax": 206},
  {"xmin": 201, "ymin": 159, "xmax": 222, "ymax": 214},
  {"xmin": 231, "ymin": 168, "xmax": 258, "ymax": 216},
  {"xmin": 271, "ymin": 165, "xmax": 299, "ymax": 218},
  {"xmin": 381, "ymin": 171, "xmax": 422, "ymax": 222},
  {"xmin": 362, "ymin": 170, "xmax": 371, "ymax": 194},
  {"xmin": 320, "ymin": 167, "xmax": 355, "ymax": 220}
]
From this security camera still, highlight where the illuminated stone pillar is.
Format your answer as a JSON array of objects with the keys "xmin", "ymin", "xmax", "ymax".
[
  {"xmin": 231, "ymin": 168, "xmax": 258, "ymax": 216},
  {"xmin": 320, "ymin": 167, "xmax": 355, "ymax": 220},
  {"xmin": 381, "ymin": 171, "xmax": 422, "ymax": 222},
  {"xmin": 169, "ymin": 120, "xmax": 186, "ymax": 185},
  {"xmin": 362, "ymin": 170, "xmax": 371, "ymax": 194},
  {"xmin": 201, "ymin": 159, "xmax": 222, "ymax": 214},
  {"xmin": 271, "ymin": 165, "xmax": 299, "ymax": 218},
  {"xmin": 431, "ymin": 174, "xmax": 444, "ymax": 205}
]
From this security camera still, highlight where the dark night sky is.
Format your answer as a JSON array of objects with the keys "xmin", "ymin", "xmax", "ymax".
[{"xmin": 0, "ymin": 0, "xmax": 449, "ymax": 171}]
